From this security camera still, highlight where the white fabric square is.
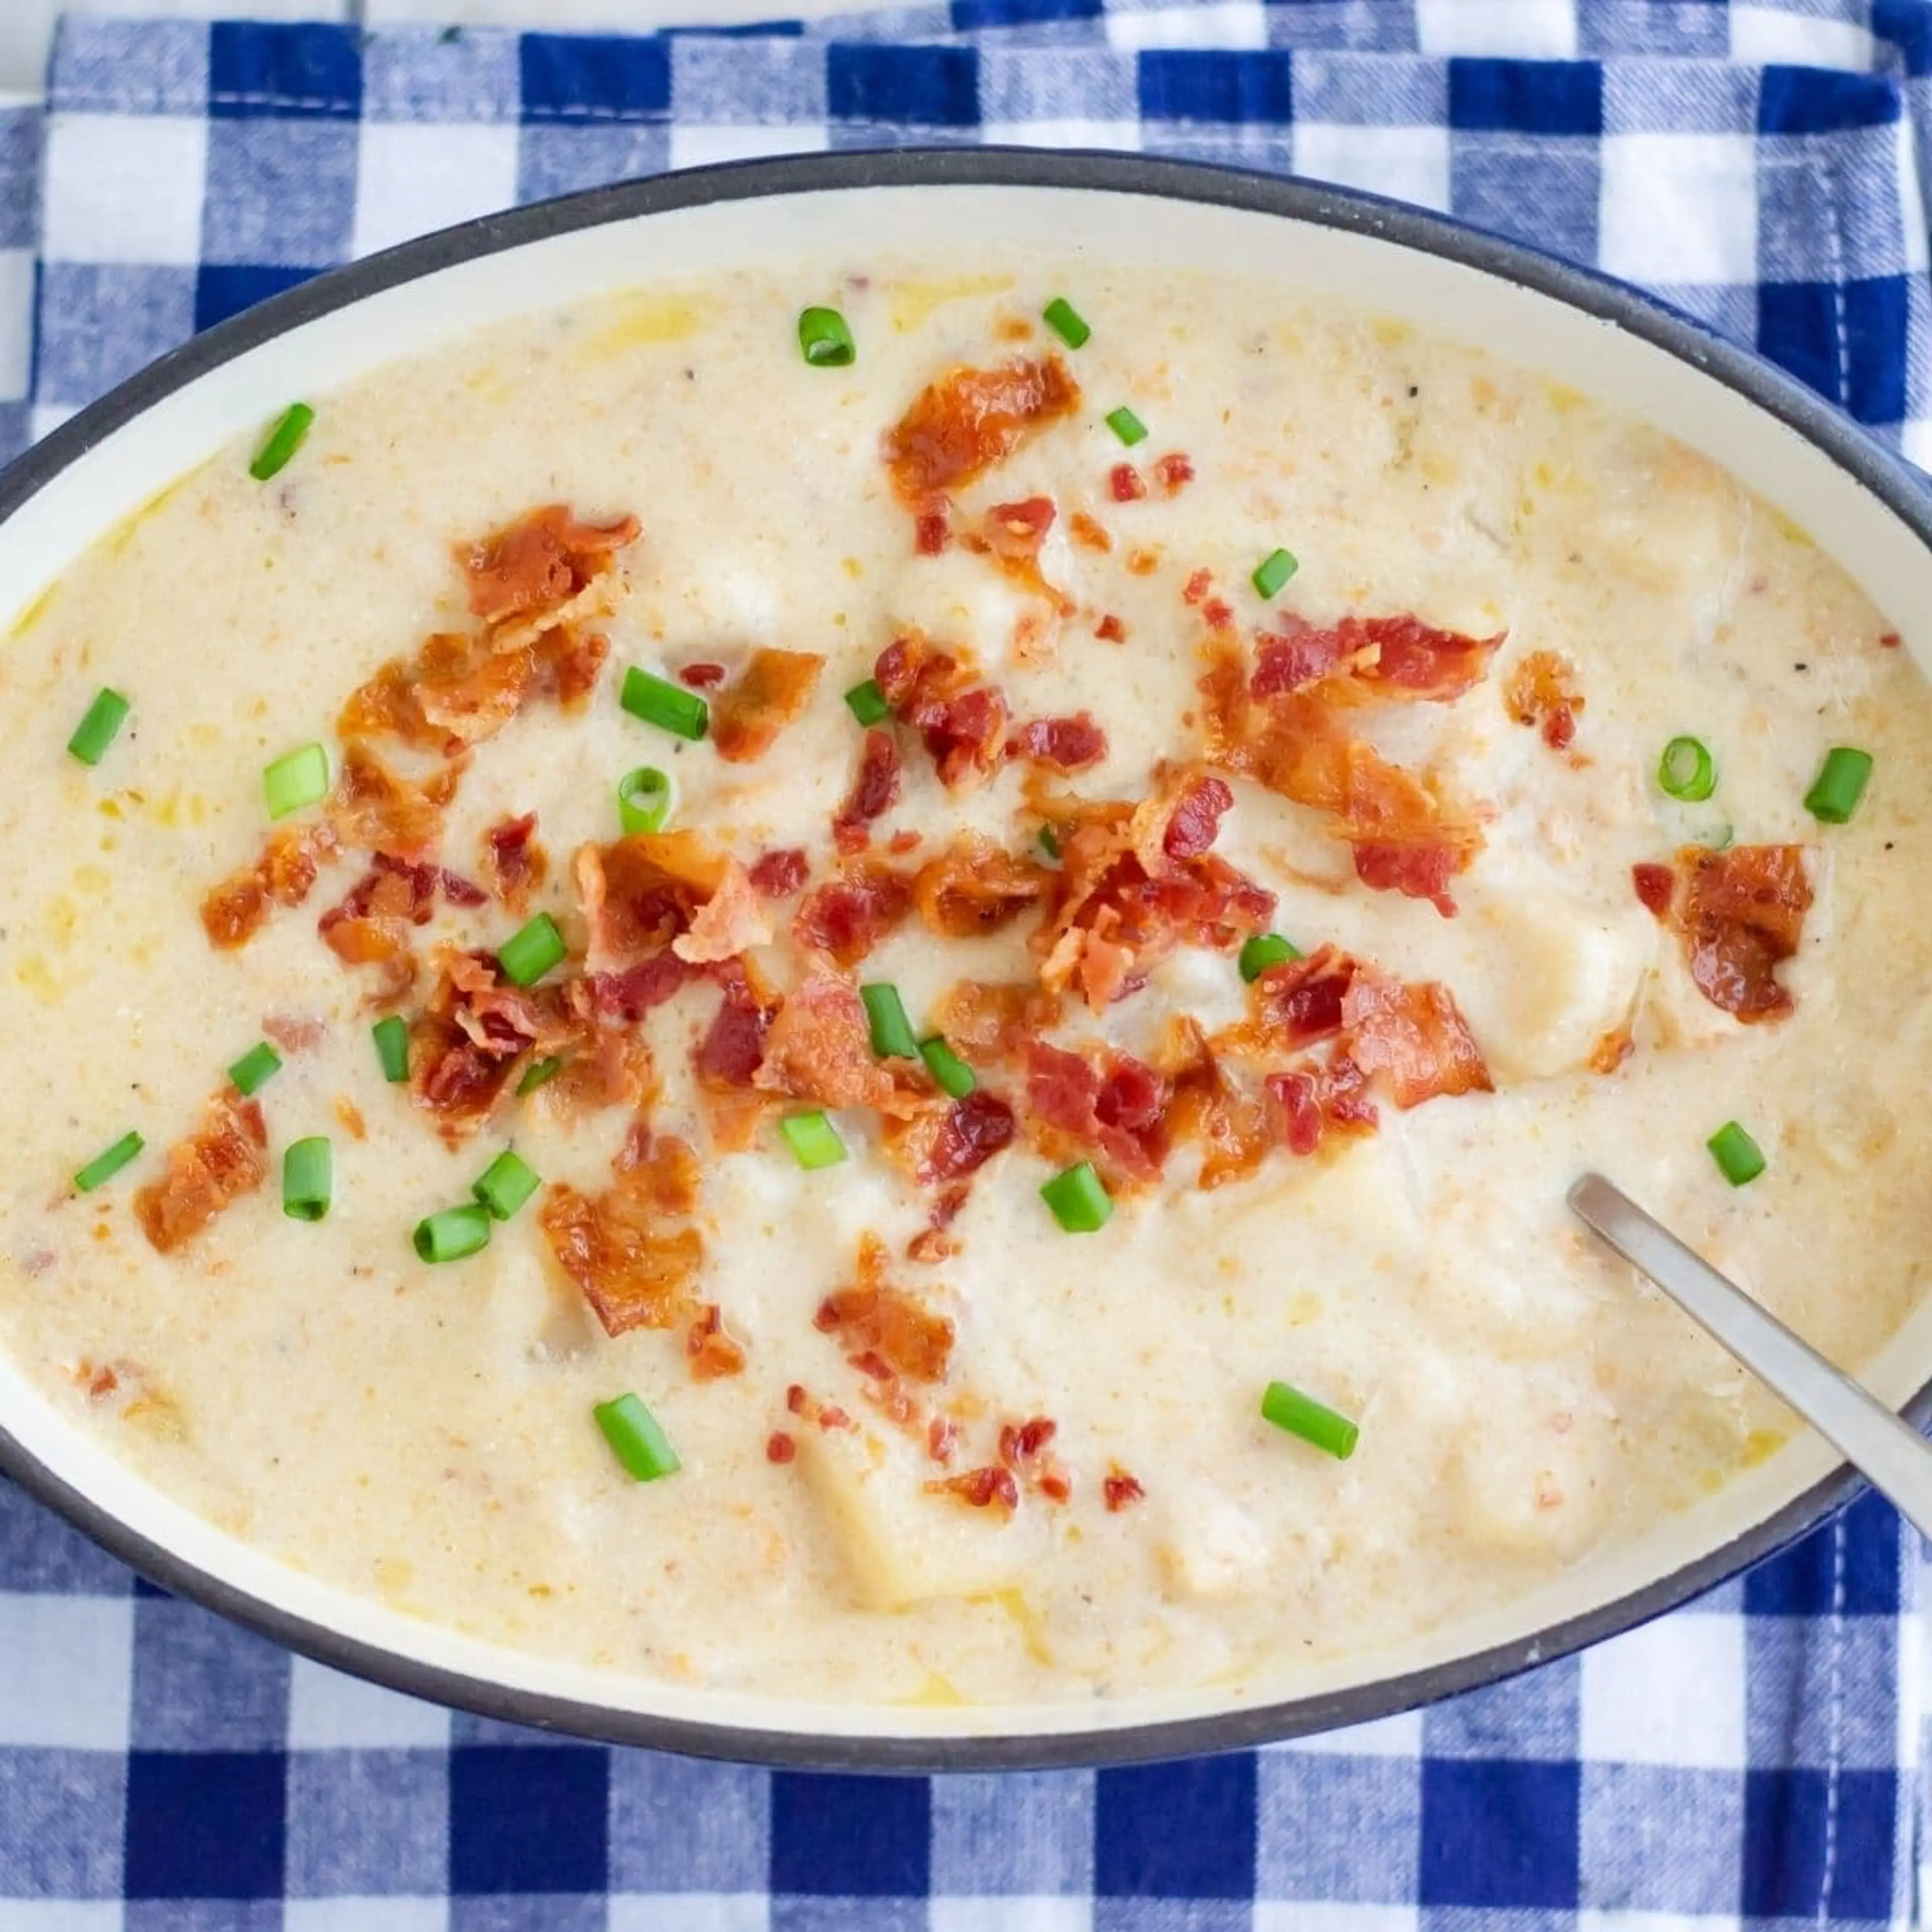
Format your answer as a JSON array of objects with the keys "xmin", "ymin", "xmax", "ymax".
[
  {"xmin": 286, "ymin": 1902, "xmax": 448, "ymax": 1932},
  {"xmin": 1580, "ymin": 1612, "xmax": 1746, "ymax": 1769},
  {"xmin": 1413, "ymin": 0, "xmax": 1577, "ymax": 56},
  {"xmin": 287, "ymin": 1656, "xmax": 452, "ymax": 1750},
  {"xmin": 41, "ymin": 114, "xmax": 208, "ymax": 265},
  {"xmin": 609, "ymin": 1898, "xmax": 770, "ymax": 1932},
  {"xmin": 1896, "ymin": 117, "xmax": 1930, "ymax": 273},
  {"xmin": 1729, "ymin": 7, "xmax": 1874, "ymax": 70},
  {"xmin": 350, "ymin": 121, "xmax": 519, "ymax": 260},
  {"xmin": 1106, "ymin": 3, "xmax": 1268, "ymax": 51},
  {"xmin": 668, "ymin": 124, "xmax": 830, "ymax": 170},
  {"xmin": 0, "ymin": 1593, "xmax": 132, "ymax": 1751},
  {"xmin": 0, "ymin": 247, "xmax": 37, "ymax": 401},
  {"xmin": 1577, "ymin": 1913, "xmax": 1743, "ymax": 1932},
  {"xmin": 1256, "ymin": 1904, "xmax": 1421, "ymax": 1932},
  {"xmin": 1600, "ymin": 133, "xmax": 1759, "ymax": 286},
  {"xmin": 0, "ymin": 1906, "xmax": 127, "ymax": 1932},
  {"xmin": 931, "ymin": 1901, "xmax": 1093, "ymax": 1932},
  {"xmin": 981, "ymin": 119, "xmax": 1144, "ymax": 150},
  {"xmin": 1292, "ymin": 124, "xmax": 1451, "ymax": 212},
  {"xmin": 1271, "ymin": 1708, "xmax": 1426, "ymax": 1758}
]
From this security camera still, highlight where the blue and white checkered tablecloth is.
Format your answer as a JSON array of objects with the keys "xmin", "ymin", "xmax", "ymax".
[{"xmin": 2, "ymin": 2, "xmax": 1931, "ymax": 1925}]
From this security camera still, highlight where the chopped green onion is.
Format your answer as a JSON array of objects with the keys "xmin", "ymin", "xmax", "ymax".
[
  {"xmin": 1251, "ymin": 548, "xmax": 1300, "ymax": 601},
  {"xmin": 497, "ymin": 912, "xmax": 565, "ymax": 988},
  {"xmin": 372, "ymin": 1015, "xmax": 410, "ymax": 1084},
  {"xmin": 227, "ymin": 1041, "xmax": 282, "ymax": 1097},
  {"xmin": 616, "ymin": 765, "xmax": 675, "ymax": 835},
  {"xmin": 517, "ymin": 1055, "xmax": 564, "ymax": 1097},
  {"xmin": 595, "ymin": 1392, "xmax": 681, "ymax": 1482},
  {"xmin": 74, "ymin": 1131, "xmax": 142, "ymax": 1193},
  {"xmin": 1707, "ymin": 1120, "xmax": 1766, "ymax": 1187},
  {"xmin": 263, "ymin": 742, "xmax": 329, "ymax": 820},
  {"xmin": 67, "ymin": 688, "xmax": 130, "ymax": 767},
  {"xmin": 621, "ymin": 667, "xmax": 708, "ymax": 742},
  {"xmin": 413, "ymin": 1204, "xmax": 492, "ymax": 1263},
  {"xmin": 249, "ymin": 402, "xmax": 314, "ymax": 482},
  {"xmin": 861, "ymin": 982, "xmax": 919, "ymax": 1060},
  {"xmin": 797, "ymin": 306, "xmax": 856, "ymax": 368},
  {"xmin": 919, "ymin": 1035, "xmax": 977, "ymax": 1100},
  {"xmin": 1804, "ymin": 746, "xmax": 1873, "ymax": 825},
  {"xmin": 1038, "ymin": 825, "xmax": 1061, "ymax": 861},
  {"xmin": 1041, "ymin": 1160, "xmax": 1111, "ymax": 1233},
  {"xmin": 1041, "ymin": 297, "xmax": 1091, "ymax": 349},
  {"xmin": 844, "ymin": 679, "xmax": 890, "ymax": 727},
  {"xmin": 282, "ymin": 1137, "xmax": 332, "ymax": 1222},
  {"xmin": 780, "ymin": 1110, "xmax": 847, "ymax": 1171},
  {"xmin": 1261, "ymin": 1380, "xmax": 1359, "ymax": 1460},
  {"xmin": 473, "ymin": 1149, "xmax": 540, "ymax": 1222},
  {"xmin": 1105, "ymin": 406, "xmax": 1149, "ymax": 448},
  {"xmin": 1239, "ymin": 933, "xmax": 1303, "ymax": 983},
  {"xmin": 1658, "ymin": 735, "xmax": 1717, "ymax": 803}
]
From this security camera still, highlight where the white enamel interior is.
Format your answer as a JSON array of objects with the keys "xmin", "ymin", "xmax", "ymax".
[{"xmin": 4, "ymin": 177, "xmax": 1929, "ymax": 1749}]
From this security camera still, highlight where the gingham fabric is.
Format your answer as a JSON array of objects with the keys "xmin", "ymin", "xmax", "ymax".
[{"xmin": 2, "ymin": 2, "xmax": 1930, "ymax": 1925}]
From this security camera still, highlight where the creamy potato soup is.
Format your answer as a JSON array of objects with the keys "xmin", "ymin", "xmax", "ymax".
[{"xmin": 0, "ymin": 254, "xmax": 1925, "ymax": 1708}]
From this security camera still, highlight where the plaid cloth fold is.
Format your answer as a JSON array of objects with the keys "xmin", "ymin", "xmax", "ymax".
[{"xmin": 1, "ymin": 3, "xmax": 1929, "ymax": 1926}]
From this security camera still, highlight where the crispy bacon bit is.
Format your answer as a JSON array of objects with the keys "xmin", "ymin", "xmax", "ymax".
[
  {"xmin": 711, "ymin": 649, "xmax": 826, "ymax": 765},
  {"xmin": 999, "ymin": 1416, "xmax": 1072, "ymax": 1501},
  {"xmin": 672, "ymin": 858, "xmax": 772, "ymax": 965},
  {"xmin": 1183, "ymin": 569, "xmax": 1213, "ymax": 608},
  {"xmin": 1881, "ymin": 630, "xmax": 1902, "ymax": 649},
  {"xmin": 481, "ymin": 812, "xmax": 547, "ymax": 914},
  {"xmin": 687, "ymin": 1303, "xmax": 746, "ymax": 1380},
  {"xmin": 792, "ymin": 860, "xmax": 915, "ymax": 968},
  {"xmin": 579, "ymin": 952, "xmax": 692, "ymax": 1023},
  {"xmin": 1025, "ymin": 1039, "xmax": 1169, "ymax": 1183},
  {"xmin": 915, "ymin": 507, "xmax": 951, "ymax": 555},
  {"xmin": 1342, "ymin": 970, "xmax": 1493, "ymax": 1108},
  {"xmin": 80, "ymin": 1362, "xmax": 120, "ymax": 1402},
  {"xmin": 882, "ymin": 355, "xmax": 1080, "ymax": 503},
  {"xmin": 576, "ymin": 831, "xmax": 725, "ymax": 963},
  {"xmin": 1007, "ymin": 713, "xmax": 1107, "ymax": 773},
  {"xmin": 891, "ymin": 1090, "xmax": 1018, "ymax": 1190},
  {"xmin": 441, "ymin": 870, "xmax": 489, "ymax": 908},
  {"xmin": 755, "ymin": 970, "xmax": 923, "ymax": 1115},
  {"xmin": 261, "ymin": 1013, "xmax": 325, "ymax": 1054},
  {"xmin": 330, "ymin": 744, "xmax": 464, "ymax": 859},
  {"xmin": 968, "ymin": 496, "xmax": 1072, "ymax": 610},
  {"xmin": 1589, "ymin": 1026, "xmax": 1635, "ymax": 1075},
  {"xmin": 133, "ymin": 1093, "xmax": 268, "ymax": 1254},
  {"xmin": 538, "ymin": 1131, "xmax": 703, "ymax": 1338},
  {"xmin": 1676, "ymin": 843, "xmax": 1814, "ymax": 1023},
  {"xmin": 1251, "ymin": 945, "xmax": 1356, "ymax": 1048},
  {"xmin": 1153, "ymin": 452, "xmax": 1194, "ymax": 495},
  {"xmin": 407, "ymin": 951, "xmax": 555, "ymax": 1142},
  {"xmin": 913, "ymin": 835, "xmax": 1053, "ymax": 938},
  {"xmin": 873, "ymin": 632, "xmax": 1010, "ymax": 792},
  {"xmin": 1104, "ymin": 1465, "xmax": 1146, "ymax": 1511},
  {"xmin": 1095, "ymin": 613, "xmax": 1127, "ymax": 643},
  {"xmin": 463, "ymin": 503, "xmax": 638, "ymax": 632},
  {"xmin": 927, "ymin": 1465, "xmax": 1019, "ymax": 1512},
  {"xmin": 931, "ymin": 979, "xmax": 1061, "ymax": 1063},
  {"xmin": 1160, "ymin": 1021, "xmax": 1273, "ymax": 1189},
  {"xmin": 908, "ymin": 1226, "xmax": 960, "ymax": 1264},
  {"xmin": 927, "ymin": 1416, "xmax": 957, "ymax": 1464},
  {"xmin": 767, "ymin": 1431, "xmax": 797, "ymax": 1464},
  {"xmin": 1068, "ymin": 510, "xmax": 1111, "ymax": 552},
  {"xmin": 1351, "ymin": 841, "xmax": 1462, "ymax": 915},
  {"xmin": 1162, "ymin": 773, "xmax": 1234, "ymax": 861},
  {"xmin": 833, "ymin": 729, "xmax": 902, "ymax": 854},
  {"xmin": 679, "ymin": 661, "xmax": 727, "ymax": 689},
  {"xmin": 1504, "ymin": 649, "xmax": 1585, "ymax": 750},
  {"xmin": 1632, "ymin": 862, "xmax": 1676, "ymax": 919},
  {"xmin": 749, "ymin": 848, "xmax": 810, "ymax": 898},
  {"xmin": 1252, "ymin": 613, "xmax": 1504, "ymax": 705},
  {"xmin": 693, "ymin": 959, "xmax": 778, "ymax": 1089},
  {"xmin": 201, "ymin": 823, "xmax": 339, "ymax": 949},
  {"xmin": 816, "ymin": 1233, "xmax": 955, "ymax": 1382},
  {"xmin": 1265, "ymin": 1059, "xmax": 1378, "ymax": 1158},
  {"xmin": 1110, "ymin": 463, "xmax": 1146, "ymax": 503}
]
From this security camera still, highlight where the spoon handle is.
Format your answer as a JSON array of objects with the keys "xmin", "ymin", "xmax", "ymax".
[{"xmin": 1567, "ymin": 1172, "xmax": 1932, "ymax": 1543}]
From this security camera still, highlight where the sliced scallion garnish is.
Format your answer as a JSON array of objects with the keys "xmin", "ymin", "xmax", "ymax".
[
  {"xmin": 67, "ymin": 689, "xmax": 130, "ymax": 768},
  {"xmin": 595, "ymin": 1392, "xmax": 681, "ymax": 1482},
  {"xmin": 1804, "ymin": 746, "xmax": 1873, "ymax": 825},
  {"xmin": 1038, "ymin": 825, "xmax": 1061, "ymax": 861},
  {"xmin": 844, "ymin": 679, "xmax": 890, "ymax": 727},
  {"xmin": 473, "ymin": 1149, "xmax": 540, "ymax": 1222},
  {"xmin": 1707, "ymin": 1120, "xmax": 1766, "ymax": 1187},
  {"xmin": 1658, "ymin": 736, "xmax": 1717, "ymax": 802},
  {"xmin": 413, "ymin": 1204, "xmax": 492, "ymax": 1263},
  {"xmin": 263, "ymin": 742, "xmax": 329, "ymax": 821},
  {"xmin": 497, "ymin": 912, "xmax": 565, "ymax": 988},
  {"xmin": 797, "ymin": 306, "xmax": 856, "ymax": 368},
  {"xmin": 918, "ymin": 1035, "xmax": 976, "ymax": 1099},
  {"xmin": 227, "ymin": 1042, "xmax": 283, "ymax": 1097},
  {"xmin": 621, "ymin": 667, "xmax": 709, "ymax": 742},
  {"xmin": 1041, "ymin": 297, "xmax": 1090, "ymax": 349},
  {"xmin": 780, "ymin": 1110, "xmax": 846, "ymax": 1170},
  {"xmin": 860, "ymin": 983, "xmax": 918, "ymax": 1061},
  {"xmin": 1239, "ymin": 933, "xmax": 1302, "ymax": 983},
  {"xmin": 282, "ymin": 1136, "xmax": 332, "ymax": 1222},
  {"xmin": 616, "ymin": 765, "xmax": 675, "ymax": 835},
  {"xmin": 1261, "ymin": 1380, "xmax": 1358, "ymax": 1460},
  {"xmin": 1251, "ymin": 548, "xmax": 1299, "ymax": 601},
  {"xmin": 74, "ymin": 1131, "xmax": 142, "ymax": 1193},
  {"xmin": 371, "ymin": 1015, "xmax": 410, "ymax": 1084},
  {"xmin": 1041, "ymin": 1160, "xmax": 1111, "ymax": 1233},
  {"xmin": 517, "ymin": 1055, "xmax": 564, "ymax": 1097},
  {"xmin": 249, "ymin": 403, "xmax": 314, "ymax": 482},
  {"xmin": 1104, "ymin": 406, "xmax": 1148, "ymax": 448}
]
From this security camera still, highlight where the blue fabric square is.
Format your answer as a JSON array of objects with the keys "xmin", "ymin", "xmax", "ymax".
[
  {"xmin": 930, "ymin": 1771, "xmax": 1096, "ymax": 1894},
  {"xmin": 669, "ymin": 40, "xmax": 829, "ymax": 123},
  {"xmin": 202, "ymin": 121, "xmax": 357, "ymax": 268},
  {"xmin": 1743, "ymin": 1496, "xmax": 1900, "ymax": 1616},
  {"xmin": 123, "ymin": 1751, "xmax": 286, "ymax": 1900},
  {"xmin": 48, "ymin": 17, "xmax": 210, "ymax": 116},
  {"xmin": 1601, "ymin": 55, "xmax": 1757, "ymax": 132},
  {"xmin": 607, "ymin": 1752, "xmax": 768, "ymax": 1892},
  {"xmin": 1452, "ymin": 144, "xmax": 1600, "ymax": 260},
  {"xmin": 194, "ymin": 265, "xmax": 321, "ymax": 333},
  {"xmin": 34, "ymin": 262, "xmax": 197, "ymax": 411},
  {"xmin": 1424, "ymin": 1659, "xmax": 1579, "ymax": 1760},
  {"xmin": 954, "ymin": 0, "xmax": 1104, "ymax": 26},
  {"xmin": 208, "ymin": 22, "xmax": 361, "ymax": 122},
  {"xmin": 1294, "ymin": 51, "xmax": 1446, "ymax": 126},
  {"xmin": 125, "ymin": 1904, "xmax": 283, "ymax": 1932},
  {"xmin": 1418, "ymin": 1760, "xmax": 1580, "ymax": 1908},
  {"xmin": 0, "ymin": 113, "xmax": 41, "ymax": 253},
  {"xmin": 1257, "ymin": 1753, "xmax": 1419, "ymax": 1901},
  {"xmin": 770, "ymin": 1773, "xmax": 930, "ymax": 1897},
  {"xmin": 1876, "ymin": 0, "xmax": 1932, "ymax": 77},
  {"xmin": 1748, "ymin": 1608, "xmax": 1904, "ymax": 1772},
  {"xmin": 1580, "ymin": 0, "xmax": 1729, "ymax": 57},
  {"xmin": 829, "ymin": 45, "xmax": 982, "ymax": 125},
  {"xmin": 1094, "ymin": 1757, "xmax": 1257, "ymax": 1900},
  {"xmin": 519, "ymin": 34, "xmax": 671, "ymax": 123},
  {"xmin": 0, "ymin": 1479, "xmax": 134, "ymax": 1594},
  {"xmin": 285, "ymin": 1750, "xmax": 449, "ymax": 1897},
  {"xmin": 1848, "ymin": 274, "xmax": 1913, "ymax": 425},
  {"xmin": 1137, "ymin": 51, "xmax": 1294, "ymax": 125},
  {"xmin": 1759, "ymin": 64, "xmax": 1901, "ymax": 136},
  {"xmin": 0, "ymin": 1748, "xmax": 126, "ymax": 1896},
  {"xmin": 363, "ymin": 26, "xmax": 522, "ymax": 125},
  {"xmin": 1743, "ymin": 1766, "xmax": 1897, "ymax": 1918},
  {"xmin": 516, "ymin": 126, "xmax": 672, "ymax": 203},
  {"xmin": 449, "ymin": 1901, "xmax": 605, "ymax": 1932},
  {"xmin": 1448, "ymin": 58, "xmax": 1603, "ymax": 135},
  {"xmin": 449, "ymin": 1746, "xmax": 608, "ymax": 1895},
  {"xmin": 1579, "ymin": 1765, "xmax": 1741, "ymax": 1913},
  {"xmin": 978, "ymin": 46, "xmax": 1140, "ymax": 124},
  {"xmin": 129, "ymin": 1599, "xmax": 290, "ymax": 1753}
]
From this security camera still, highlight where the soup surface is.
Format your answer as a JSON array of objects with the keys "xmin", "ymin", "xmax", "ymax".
[{"xmin": 1, "ymin": 253, "xmax": 1926, "ymax": 1708}]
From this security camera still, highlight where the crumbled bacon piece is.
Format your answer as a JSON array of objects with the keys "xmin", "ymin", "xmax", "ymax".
[
  {"xmin": 882, "ymin": 355, "xmax": 1080, "ymax": 503},
  {"xmin": 687, "ymin": 1303, "xmax": 746, "ymax": 1380},
  {"xmin": 1024, "ymin": 1039, "xmax": 1169, "ymax": 1183},
  {"xmin": 1104, "ymin": 1465, "xmax": 1146, "ymax": 1511},
  {"xmin": 1342, "ymin": 969, "xmax": 1493, "ymax": 1108},
  {"xmin": 873, "ymin": 632, "xmax": 1009, "ymax": 791},
  {"xmin": 1249, "ymin": 945, "xmax": 1356, "ymax": 1048},
  {"xmin": 832, "ymin": 728, "xmax": 902, "ymax": 854},
  {"xmin": 1675, "ymin": 843, "xmax": 1813, "ymax": 1022},
  {"xmin": 915, "ymin": 508, "xmax": 951, "ymax": 555},
  {"xmin": 1351, "ymin": 842, "xmax": 1462, "ymax": 914},
  {"xmin": 578, "ymin": 952, "xmax": 692, "ymax": 1022},
  {"xmin": 1253, "ymin": 613, "xmax": 1504, "ymax": 704},
  {"xmin": 749, "ymin": 847, "xmax": 810, "ymax": 898},
  {"xmin": 407, "ymin": 951, "xmax": 556, "ymax": 1143},
  {"xmin": 931, "ymin": 979, "xmax": 1061, "ymax": 1063},
  {"xmin": 792, "ymin": 860, "xmax": 915, "ymax": 968},
  {"xmin": 1095, "ymin": 614, "xmax": 1126, "ymax": 643},
  {"xmin": 912, "ymin": 835, "xmax": 1053, "ymax": 937},
  {"xmin": 1153, "ymin": 452, "xmax": 1194, "ymax": 495},
  {"xmin": 754, "ymin": 970, "xmax": 924, "ymax": 1115},
  {"xmin": 968, "ymin": 496, "xmax": 1071, "ymax": 610},
  {"xmin": 1504, "ymin": 649, "xmax": 1584, "ymax": 750},
  {"xmin": 261, "ymin": 1013, "xmax": 325, "ymax": 1054},
  {"xmin": 318, "ymin": 852, "xmax": 441, "ymax": 1000},
  {"xmin": 330, "ymin": 744, "xmax": 464, "ymax": 859},
  {"xmin": 1162, "ymin": 773, "xmax": 1234, "ymax": 860},
  {"xmin": 441, "ymin": 870, "xmax": 488, "ymax": 908},
  {"xmin": 1068, "ymin": 511, "xmax": 1110, "ymax": 552},
  {"xmin": 711, "ymin": 649, "xmax": 825, "ymax": 765},
  {"xmin": 133, "ymin": 1093, "xmax": 268, "ymax": 1254},
  {"xmin": 1007, "ymin": 713, "xmax": 1107, "ymax": 773},
  {"xmin": 480, "ymin": 812, "xmax": 547, "ymax": 914},
  {"xmin": 927, "ymin": 1416, "xmax": 957, "ymax": 1464},
  {"xmin": 999, "ymin": 1416, "xmax": 1072, "ymax": 1502},
  {"xmin": 815, "ymin": 1233, "xmax": 955, "ymax": 1383},
  {"xmin": 1109, "ymin": 463, "xmax": 1146, "ymax": 503},
  {"xmin": 1265, "ymin": 1057, "xmax": 1379, "ymax": 1158},
  {"xmin": 576, "ymin": 831, "xmax": 724, "ymax": 963},
  {"xmin": 672, "ymin": 858, "xmax": 772, "ymax": 965},
  {"xmin": 927, "ymin": 1465, "xmax": 1019, "ymax": 1512},
  {"xmin": 201, "ymin": 823, "xmax": 339, "ymax": 949},
  {"xmin": 890, "ymin": 1090, "xmax": 1018, "ymax": 1189},
  {"xmin": 1632, "ymin": 862, "xmax": 1676, "ymax": 918},
  {"xmin": 693, "ymin": 957, "xmax": 778, "ymax": 1090},
  {"xmin": 1881, "ymin": 630, "xmax": 1902, "ymax": 649},
  {"xmin": 679, "ymin": 661, "xmax": 727, "ymax": 689},
  {"xmin": 767, "ymin": 1431, "xmax": 797, "ymax": 1464},
  {"xmin": 1159, "ymin": 1020, "xmax": 1274, "ymax": 1189},
  {"xmin": 538, "ymin": 1130, "xmax": 704, "ymax": 1337},
  {"xmin": 463, "ymin": 503, "xmax": 638, "ymax": 633}
]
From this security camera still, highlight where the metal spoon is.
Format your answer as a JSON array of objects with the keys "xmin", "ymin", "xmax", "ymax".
[{"xmin": 1567, "ymin": 1172, "xmax": 1932, "ymax": 1541}]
